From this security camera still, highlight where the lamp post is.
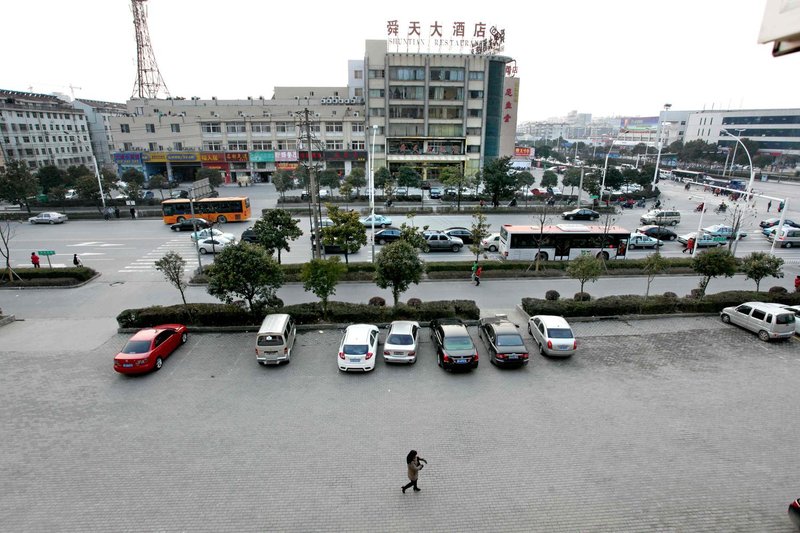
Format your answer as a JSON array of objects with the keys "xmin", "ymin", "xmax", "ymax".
[
  {"xmin": 722, "ymin": 128, "xmax": 746, "ymax": 177},
  {"xmin": 600, "ymin": 138, "xmax": 622, "ymax": 205},
  {"xmin": 720, "ymin": 129, "xmax": 755, "ymax": 202},
  {"xmin": 369, "ymin": 124, "xmax": 378, "ymax": 263},
  {"xmin": 651, "ymin": 103, "xmax": 672, "ymax": 188},
  {"xmin": 91, "ymin": 156, "xmax": 106, "ymax": 210}
]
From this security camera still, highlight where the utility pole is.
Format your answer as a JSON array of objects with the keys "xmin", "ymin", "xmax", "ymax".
[{"xmin": 297, "ymin": 108, "xmax": 322, "ymax": 259}]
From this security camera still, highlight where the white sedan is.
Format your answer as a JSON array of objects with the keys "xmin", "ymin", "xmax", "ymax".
[
  {"xmin": 196, "ymin": 238, "xmax": 230, "ymax": 254},
  {"xmin": 628, "ymin": 233, "xmax": 663, "ymax": 249},
  {"xmin": 359, "ymin": 214, "xmax": 393, "ymax": 227},
  {"xmin": 190, "ymin": 228, "xmax": 236, "ymax": 243},
  {"xmin": 28, "ymin": 212, "xmax": 68, "ymax": 224},
  {"xmin": 383, "ymin": 321, "xmax": 420, "ymax": 364},
  {"xmin": 338, "ymin": 324, "xmax": 380, "ymax": 372}
]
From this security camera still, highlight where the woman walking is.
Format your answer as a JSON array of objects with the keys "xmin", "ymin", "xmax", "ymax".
[{"xmin": 401, "ymin": 450, "xmax": 427, "ymax": 493}]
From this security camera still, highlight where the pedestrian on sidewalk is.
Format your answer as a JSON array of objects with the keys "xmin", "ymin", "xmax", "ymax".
[
  {"xmin": 474, "ymin": 265, "xmax": 482, "ymax": 286},
  {"xmin": 401, "ymin": 450, "xmax": 427, "ymax": 494},
  {"xmin": 471, "ymin": 261, "xmax": 478, "ymax": 282},
  {"xmin": 31, "ymin": 252, "xmax": 40, "ymax": 269},
  {"xmin": 73, "ymin": 254, "xmax": 82, "ymax": 267},
  {"xmin": 114, "ymin": 206, "xmax": 120, "ymax": 219},
  {"xmin": 779, "ymin": 201, "xmax": 785, "ymax": 213},
  {"xmin": 794, "ymin": 275, "xmax": 800, "ymax": 292},
  {"xmin": 683, "ymin": 237, "xmax": 695, "ymax": 254},
  {"xmin": 767, "ymin": 200, "xmax": 772, "ymax": 212},
  {"xmin": 130, "ymin": 206, "xmax": 136, "ymax": 219}
]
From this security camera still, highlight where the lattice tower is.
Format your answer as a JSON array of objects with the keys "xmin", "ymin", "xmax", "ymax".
[{"xmin": 130, "ymin": 0, "xmax": 170, "ymax": 99}]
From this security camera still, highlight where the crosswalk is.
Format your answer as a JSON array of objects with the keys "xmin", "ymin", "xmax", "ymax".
[{"xmin": 118, "ymin": 238, "xmax": 204, "ymax": 273}]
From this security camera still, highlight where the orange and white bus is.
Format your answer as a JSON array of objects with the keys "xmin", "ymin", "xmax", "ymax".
[
  {"xmin": 498, "ymin": 223, "xmax": 630, "ymax": 261},
  {"xmin": 161, "ymin": 197, "xmax": 251, "ymax": 225}
]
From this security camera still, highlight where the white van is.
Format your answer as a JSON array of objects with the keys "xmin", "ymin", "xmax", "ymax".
[
  {"xmin": 768, "ymin": 226, "xmax": 800, "ymax": 248},
  {"xmin": 720, "ymin": 302, "xmax": 796, "ymax": 341},
  {"xmin": 255, "ymin": 314, "xmax": 296, "ymax": 365}
]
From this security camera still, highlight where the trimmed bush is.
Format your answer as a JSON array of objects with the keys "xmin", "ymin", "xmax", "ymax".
[
  {"xmin": 545, "ymin": 290, "xmax": 560, "ymax": 301},
  {"xmin": 663, "ymin": 291, "xmax": 678, "ymax": 298},
  {"xmin": 768, "ymin": 286, "xmax": 788, "ymax": 295},
  {"xmin": 407, "ymin": 298, "xmax": 422, "ymax": 307},
  {"xmin": 574, "ymin": 292, "xmax": 591, "ymax": 302},
  {"xmin": 368, "ymin": 296, "xmax": 386, "ymax": 307}
]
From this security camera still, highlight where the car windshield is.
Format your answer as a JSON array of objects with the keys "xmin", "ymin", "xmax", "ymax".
[
  {"xmin": 387, "ymin": 333, "xmax": 414, "ymax": 346},
  {"xmin": 257, "ymin": 335, "xmax": 284, "ymax": 346},
  {"xmin": 776, "ymin": 314, "xmax": 795, "ymax": 325},
  {"xmin": 547, "ymin": 328, "xmax": 574, "ymax": 339},
  {"xmin": 343, "ymin": 344, "xmax": 368, "ymax": 355},
  {"xmin": 443, "ymin": 336, "xmax": 473, "ymax": 350},
  {"xmin": 496, "ymin": 334, "xmax": 524, "ymax": 346},
  {"xmin": 121, "ymin": 340, "xmax": 151, "ymax": 354}
]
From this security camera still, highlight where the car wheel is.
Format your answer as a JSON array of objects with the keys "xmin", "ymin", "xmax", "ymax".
[
  {"xmin": 786, "ymin": 242, "xmax": 793, "ymax": 248},
  {"xmin": 154, "ymin": 357, "xmax": 163, "ymax": 370},
  {"xmin": 528, "ymin": 324, "xmax": 532, "ymax": 336},
  {"xmin": 410, "ymin": 357, "xmax": 416, "ymax": 365},
  {"xmin": 177, "ymin": 216, "xmax": 186, "ymax": 223},
  {"xmin": 538, "ymin": 342, "xmax": 545, "ymax": 355},
  {"xmin": 721, "ymin": 314, "xmax": 731, "ymax": 324},
  {"xmin": 49, "ymin": 220, "xmax": 54, "ymax": 225},
  {"xmin": 596, "ymin": 251, "xmax": 610, "ymax": 260},
  {"xmin": 378, "ymin": 239, "xmax": 386, "ymax": 245},
  {"xmin": 451, "ymin": 244, "xmax": 460, "ymax": 252},
  {"xmin": 669, "ymin": 235, "xmax": 677, "ymax": 241},
  {"xmin": 199, "ymin": 248, "xmax": 208, "ymax": 254},
  {"xmin": 489, "ymin": 245, "xmax": 498, "ymax": 252},
  {"xmin": 567, "ymin": 216, "xmax": 574, "ymax": 220},
  {"xmin": 758, "ymin": 330, "xmax": 770, "ymax": 342},
  {"xmin": 181, "ymin": 332, "xmax": 188, "ymax": 344},
  {"xmin": 217, "ymin": 215, "xmax": 227, "ymax": 224},
  {"xmin": 29, "ymin": 220, "xmax": 35, "ymax": 224},
  {"xmin": 437, "ymin": 353, "xmax": 442, "ymax": 367},
  {"xmin": 670, "ymin": 221, "xmax": 678, "ymax": 226}
]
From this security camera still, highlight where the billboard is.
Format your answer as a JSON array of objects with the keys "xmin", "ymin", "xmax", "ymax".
[{"xmin": 619, "ymin": 117, "xmax": 658, "ymax": 131}]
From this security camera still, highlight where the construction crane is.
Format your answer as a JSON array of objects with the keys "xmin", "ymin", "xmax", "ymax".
[{"xmin": 130, "ymin": 0, "xmax": 170, "ymax": 99}]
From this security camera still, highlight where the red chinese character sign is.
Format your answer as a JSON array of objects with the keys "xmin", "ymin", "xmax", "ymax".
[
  {"xmin": 499, "ymin": 77, "xmax": 520, "ymax": 158},
  {"xmin": 386, "ymin": 20, "xmax": 506, "ymax": 55}
]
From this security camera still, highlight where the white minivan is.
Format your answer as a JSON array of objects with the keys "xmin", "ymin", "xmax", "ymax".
[
  {"xmin": 720, "ymin": 302, "xmax": 796, "ymax": 341},
  {"xmin": 255, "ymin": 314, "xmax": 296, "ymax": 365}
]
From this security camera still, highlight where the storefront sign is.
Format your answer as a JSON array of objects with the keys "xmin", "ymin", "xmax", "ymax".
[
  {"xmin": 298, "ymin": 151, "xmax": 324, "ymax": 161},
  {"xmin": 202, "ymin": 163, "xmax": 229, "ymax": 171},
  {"xmin": 166, "ymin": 152, "xmax": 199, "ymax": 162},
  {"xmin": 276, "ymin": 162, "xmax": 299, "ymax": 170},
  {"xmin": 200, "ymin": 153, "xmax": 225, "ymax": 162},
  {"xmin": 225, "ymin": 152, "xmax": 249, "ymax": 162},
  {"xmin": 514, "ymin": 146, "xmax": 531, "ymax": 157},
  {"xmin": 142, "ymin": 152, "xmax": 166, "ymax": 163},
  {"xmin": 324, "ymin": 150, "xmax": 368, "ymax": 162},
  {"xmin": 113, "ymin": 152, "xmax": 142, "ymax": 163},
  {"xmin": 386, "ymin": 20, "xmax": 505, "ymax": 55},
  {"xmin": 249, "ymin": 151, "xmax": 275, "ymax": 163},
  {"xmin": 274, "ymin": 150, "xmax": 298, "ymax": 162}
]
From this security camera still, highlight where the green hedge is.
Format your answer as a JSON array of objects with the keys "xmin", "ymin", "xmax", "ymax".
[
  {"xmin": 521, "ymin": 290, "xmax": 800, "ymax": 318},
  {"xmin": 116, "ymin": 299, "xmax": 480, "ymax": 328},
  {"xmin": 0, "ymin": 267, "xmax": 97, "ymax": 286}
]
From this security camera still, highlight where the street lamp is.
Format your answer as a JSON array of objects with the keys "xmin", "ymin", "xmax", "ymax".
[
  {"xmin": 720, "ymin": 129, "xmax": 755, "ymax": 201},
  {"xmin": 651, "ymin": 103, "xmax": 672, "ymax": 188},
  {"xmin": 369, "ymin": 124, "xmax": 378, "ymax": 263},
  {"xmin": 722, "ymin": 128, "xmax": 746, "ymax": 177},
  {"xmin": 600, "ymin": 138, "xmax": 622, "ymax": 205}
]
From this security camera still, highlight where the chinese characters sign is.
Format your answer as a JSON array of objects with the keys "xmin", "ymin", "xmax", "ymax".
[{"xmin": 386, "ymin": 20, "xmax": 506, "ymax": 55}]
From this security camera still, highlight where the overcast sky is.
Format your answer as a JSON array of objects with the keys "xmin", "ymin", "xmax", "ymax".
[{"xmin": 4, "ymin": 0, "xmax": 798, "ymax": 121}]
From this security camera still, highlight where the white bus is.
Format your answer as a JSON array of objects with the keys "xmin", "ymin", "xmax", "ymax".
[{"xmin": 498, "ymin": 224, "xmax": 631, "ymax": 261}]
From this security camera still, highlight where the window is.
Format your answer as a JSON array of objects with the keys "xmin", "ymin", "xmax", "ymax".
[
  {"xmin": 468, "ymin": 71, "xmax": 485, "ymax": 80},
  {"xmin": 226, "ymin": 122, "xmax": 246, "ymax": 133},
  {"xmin": 369, "ymin": 107, "xmax": 386, "ymax": 117},
  {"xmin": 389, "ymin": 106, "xmax": 424, "ymax": 119},
  {"xmin": 228, "ymin": 141, "xmax": 248, "ymax": 150},
  {"xmin": 469, "ymin": 90, "xmax": 484, "ymax": 99},
  {"xmin": 276, "ymin": 121, "xmax": 292, "ymax": 133},
  {"xmin": 326, "ymin": 140, "xmax": 344, "ymax": 150},
  {"xmin": 751, "ymin": 309, "xmax": 766, "ymax": 321},
  {"xmin": 369, "ymin": 89, "xmax": 385, "ymax": 98},
  {"xmin": 202, "ymin": 122, "xmax": 222, "ymax": 133},
  {"xmin": 428, "ymin": 107, "xmax": 463, "ymax": 119},
  {"xmin": 354, "ymin": 70, "xmax": 363, "ymax": 79},
  {"xmin": 468, "ymin": 109, "xmax": 482, "ymax": 117},
  {"xmin": 354, "ymin": 88, "xmax": 364, "ymax": 97},
  {"xmin": 389, "ymin": 67, "xmax": 425, "ymax": 81},
  {"xmin": 252, "ymin": 141, "xmax": 273, "ymax": 150},
  {"xmin": 325, "ymin": 122, "xmax": 344, "ymax": 133},
  {"xmin": 252, "ymin": 122, "xmax": 271, "ymax": 133},
  {"xmin": 203, "ymin": 141, "xmax": 222, "ymax": 151},
  {"xmin": 124, "ymin": 143, "xmax": 134, "ymax": 151},
  {"xmin": 467, "ymin": 145, "xmax": 481, "ymax": 153},
  {"xmin": 352, "ymin": 123, "xmax": 365, "ymax": 133},
  {"xmin": 466, "ymin": 127, "xmax": 482, "ymax": 136},
  {"xmin": 173, "ymin": 142, "xmax": 183, "ymax": 150},
  {"xmin": 429, "ymin": 124, "xmax": 463, "ymax": 136},
  {"xmin": 429, "ymin": 68, "xmax": 464, "ymax": 81},
  {"xmin": 171, "ymin": 124, "xmax": 181, "ymax": 133},
  {"xmin": 276, "ymin": 140, "xmax": 297, "ymax": 150},
  {"xmin": 368, "ymin": 69, "xmax": 385, "ymax": 79},
  {"xmin": 351, "ymin": 141, "xmax": 365, "ymax": 150},
  {"xmin": 389, "ymin": 86, "xmax": 425, "ymax": 100},
  {"xmin": 428, "ymin": 87, "xmax": 464, "ymax": 100},
  {"xmin": 146, "ymin": 124, "xmax": 155, "ymax": 133},
  {"xmin": 148, "ymin": 142, "xmax": 158, "ymax": 151}
]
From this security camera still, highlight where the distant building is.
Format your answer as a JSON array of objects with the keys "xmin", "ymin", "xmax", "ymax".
[
  {"xmin": 683, "ymin": 108, "xmax": 800, "ymax": 157},
  {"xmin": 72, "ymin": 98, "xmax": 128, "ymax": 171}
]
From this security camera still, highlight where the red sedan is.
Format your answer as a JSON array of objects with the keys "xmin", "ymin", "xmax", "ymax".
[{"xmin": 113, "ymin": 324, "xmax": 188, "ymax": 375}]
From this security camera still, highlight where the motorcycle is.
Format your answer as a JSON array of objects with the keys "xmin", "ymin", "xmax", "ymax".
[
  {"xmin": 635, "ymin": 198, "xmax": 646, "ymax": 208},
  {"xmin": 694, "ymin": 203, "xmax": 706, "ymax": 213},
  {"xmin": 715, "ymin": 203, "xmax": 728, "ymax": 214}
]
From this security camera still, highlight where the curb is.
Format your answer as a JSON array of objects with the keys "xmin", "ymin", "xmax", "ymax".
[
  {"xmin": 514, "ymin": 304, "xmax": 720, "ymax": 323},
  {"xmin": 0, "ymin": 315, "xmax": 16, "ymax": 327},
  {"xmin": 118, "ymin": 319, "xmax": 483, "ymax": 334}
]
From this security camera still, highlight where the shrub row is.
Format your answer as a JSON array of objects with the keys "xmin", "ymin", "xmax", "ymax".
[
  {"xmin": 425, "ymin": 258, "xmax": 696, "ymax": 273},
  {"xmin": 116, "ymin": 299, "xmax": 481, "ymax": 328},
  {"xmin": 521, "ymin": 290, "xmax": 800, "ymax": 318},
  {"xmin": 0, "ymin": 267, "xmax": 97, "ymax": 286}
]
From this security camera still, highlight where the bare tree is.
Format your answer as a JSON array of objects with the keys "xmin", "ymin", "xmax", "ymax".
[
  {"xmin": 0, "ymin": 219, "xmax": 22, "ymax": 282},
  {"xmin": 154, "ymin": 251, "xmax": 189, "ymax": 305},
  {"xmin": 527, "ymin": 202, "xmax": 556, "ymax": 272}
]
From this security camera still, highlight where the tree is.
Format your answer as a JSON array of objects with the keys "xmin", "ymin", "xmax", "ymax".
[
  {"xmin": 338, "ymin": 181, "xmax": 353, "ymax": 205},
  {"xmin": 196, "ymin": 167, "xmax": 223, "ymax": 189},
  {"xmin": 154, "ymin": 251, "xmax": 189, "ymax": 306},
  {"xmin": 621, "ymin": 167, "xmax": 641, "ymax": 187},
  {"xmin": 147, "ymin": 174, "xmax": 167, "ymax": 199},
  {"xmin": 398, "ymin": 222, "xmax": 428, "ymax": 250},
  {"xmin": 562, "ymin": 168, "xmax": 581, "ymax": 197},
  {"xmin": 439, "ymin": 166, "xmax": 474, "ymax": 211},
  {"xmin": 375, "ymin": 240, "xmax": 425, "ymax": 306},
  {"xmin": 301, "ymin": 257, "xmax": 346, "ymax": 317},
  {"xmin": 321, "ymin": 205, "xmax": 367, "ymax": 264},
  {"xmin": 480, "ymin": 156, "xmax": 516, "ymax": 207},
  {"xmin": 318, "ymin": 169, "xmax": 341, "ymax": 193},
  {"xmin": 74, "ymin": 174, "xmax": 101, "ymax": 201},
  {"xmin": 603, "ymin": 167, "xmax": 624, "ymax": 191},
  {"xmin": 37, "ymin": 165, "xmax": 67, "ymax": 194},
  {"xmin": 396, "ymin": 166, "xmax": 421, "ymax": 190},
  {"xmin": 206, "ymin": 243, "xmax": 284, "ymax": 317},
  {"xmin": 374, "ymin": 166, "xmax": 391, "ymax": 192},
  {"xmin": 691, "ymin": 248, "xmax": 738, "ymax": 296},
  {"xmin": 252, "ymin": 209, "xmax": 303, "ymax": 264},
  {"xmin": 741, "ymin": 252, "xmax": 784, "ymax": 291},
  {"xmin": 514, "ymin": 171, "xmax": 535, "ymax": 204},
  {"xmin": 272, "ymin": 169, "xmax": 295, "ymax": 200},
  {"xmin": 642, "ymin": 251, "xmax": 669, "ymax": 298},
  {"xmin": 346, "ymin": 168, "xmax": 367, "ymax": 197},
  {"xmin": 528, "ymin": 202, "xmax": 557, "ymax": 272},
  {"xmin": 469, "ymin": 208, "xmax": 491, "ymax": 260},
  {"xmin": 0, "ymin": 160, "xmax": 40, "ymax": 213},
  {"xmin": 121, "ymin": 168, "xmax": 145, "ymax": 201},
  {"xmin": 567, "ymin": 254, "xmax": 603, "ymax": 293},
  {"xmin": 66, "ymin": 165, "xmax": 92, "ymax": 185},
  {"xmin": 0, "ymin": 219, "xmax": 22, "ymax": 282},
  {"xmin": 540, "ymin": 170, "xmax": 558, "ymax": 188}
]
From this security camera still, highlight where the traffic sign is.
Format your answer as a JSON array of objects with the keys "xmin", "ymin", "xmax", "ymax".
[{"xmin": 37, "ymin": 250, "xmax": 55, "ymax": 256}]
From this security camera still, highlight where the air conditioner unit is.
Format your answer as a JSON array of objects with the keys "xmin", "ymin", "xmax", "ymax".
[{"xmin": 262, "ymin": 111, "xmax": 271, "ymax": 117}]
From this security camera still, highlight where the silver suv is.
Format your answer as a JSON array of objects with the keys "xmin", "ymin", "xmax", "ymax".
[{"xmin": 422, "ymin": 231, "xmax": 463, "ymax": 252}]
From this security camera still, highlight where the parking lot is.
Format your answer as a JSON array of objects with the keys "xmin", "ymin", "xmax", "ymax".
[{"xmin": 2, "ymin": 316, "xmax": 800, "ymax": 532}]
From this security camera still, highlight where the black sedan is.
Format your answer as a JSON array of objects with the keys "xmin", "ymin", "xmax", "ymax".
[
  {"xmin": 170, "ymin": 217, "xmax": 211, "ymax": 231},
  {"xmin": 561, "ymin": 208, "xmax": 600, "ymax": 221},
  {"xmin": 240, "ymin": 228, "xmax": 258, "ymax": 243},
  {"xmin": 444, "ymin": 227, "xmax": 474, "ymax": 244},
  {"xmin": 637, "ymin": 225, "xmax": 678, "ymax": 241},
  {"xmin": 374, "ymin": 227, "xmax": 402, "ymax": 245},
  {"xmin": 430, "ymin": 318, "xmax": 478, "ymax": 372}
]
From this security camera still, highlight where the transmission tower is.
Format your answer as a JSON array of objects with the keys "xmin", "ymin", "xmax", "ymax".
[{"xmin": 130, "ymin": 0, "xmax": 170, "ymax": 99}]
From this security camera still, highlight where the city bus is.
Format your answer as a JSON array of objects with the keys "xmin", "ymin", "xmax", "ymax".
[
  {"xmin": 672, "ymin": 169, "xmax": 706, "ymax": 183},
  {"xmin": 161, "ymin": 197, "xmax": 251, "ymax": 224},
  {"xmin": 498, "ymin": 224, "xmax": 631, "ymax": 261}
]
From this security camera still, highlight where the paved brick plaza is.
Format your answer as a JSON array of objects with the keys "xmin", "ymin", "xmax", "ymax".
[{"xmin": 2, "ymin": 316, "xmax": 799, "ymax": 532}]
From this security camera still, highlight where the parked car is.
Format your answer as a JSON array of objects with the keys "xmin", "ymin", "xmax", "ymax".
[
  {"xmin": 760, "ymin": 219, "xmax": 800, "ymax": 236},
  {"xmin": 241, "ymin": 228, "xmax": 258, "ymax": 243},
  {"xmin": 637, "ymin": 225, "xmax": 678, "ymax": 241},
  {"xmin": 628, "ymin": 233, "xmax": 663, "ymax": 249},
  {"xmin": 703, "ymin": 224, "xmax": 746, "ymax": 240},
  {"xmin": 309, "ymin": 218, "xmax": 334, "ymax": 242},
  {"xmin": 759, "ymin": 217, "xmax": 799, "ymax": 229},
  {"xmin": 395, "ymin": 187, "xmax": 409, "ymax": 196},
  {"xmin": 338, "ymin": 324, "xmax": 380, "ymax": 372},
  {"xmin": 113, "ymin": 324, "xmax": 188, "ymax": 374},
  {"xmin": 429, "ymin": 187, "xmax": 442, "ymax": 199},
  {"xmin": 720, "ymin": 302, "xmax": 796, "ymax": 342},
  {"xmin": 383, "ymin": 320, "xmax": 420, "ymax": 364},
  {"xmin": 444, "ymin": 227, "xmax": 474, "ymax": 244},
  {"xmin": 190, "ymin": 228, "xmax": 236, "ymax": 243},
  {"xmin": 170, "ymin": 190, "xmax": 189, "ymax": 199},
  {"xmin": 562, "ymin": 208, "xmax": 600, "ymax": 221},
  {"xmin": 422, "ymin": 231, "xmax": 463, "ymax": 252},
  {"xmin": 374, "ymin": 227, "xmax": 402, "ymax": 245},
  {"xmin": 28, "ymin": 211, "xmax": 68, "ymax": 224},
  {"xmin": 480, "ymin": 233, "xmax": 501, "ymax": 252},
  {"xmin": 359, "ymin": 214, "xmax": 393, "ymax": 228},
  {"xmin": 170, "ymin": 218, "xmax": 210, "ymax": 231},
  {"xmin": 478, "ymin": 316, "xmax": 529, "ymax": 367},
  {"xmin": 776, "ymin": 304, "xmax": 800, "ymax": 335},
  {"xmin": 640, "ymin": 209, "xmax": 681, "ymax": 226},
  {"xmin": 196, "ymin": 238, "xmax": 229, "ymax": 254},
  {"xmin": 64, "ymin": 189, "xmax": 78, "ymax": 200},
  {"xmin": 430, "ymin": 318, "xmax": 478, "ymax": 371},
  {"xmin": 528, "ymin": 315, "xmax": 577, "ymax": 357},
  {"xmin": 677, "ymin": 232, "xmax": 721, "ymax": 247}
]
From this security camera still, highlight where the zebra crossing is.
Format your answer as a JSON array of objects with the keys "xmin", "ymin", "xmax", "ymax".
[{"xmin": 118, "ymin": 238, "xmax": 205, "ymax": 273}]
